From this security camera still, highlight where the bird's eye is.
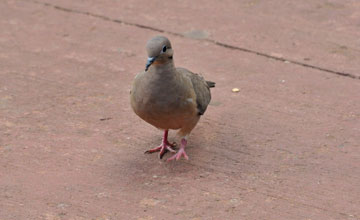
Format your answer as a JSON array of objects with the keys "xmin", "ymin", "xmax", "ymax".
[{"xmin": 162, "ymin": 45, "xmax": 167, "ymax": 53}]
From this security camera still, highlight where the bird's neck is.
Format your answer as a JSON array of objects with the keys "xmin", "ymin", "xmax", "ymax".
[{"xmin": 152, "ymin": 61, "xmax": 175, "ymax": 75}]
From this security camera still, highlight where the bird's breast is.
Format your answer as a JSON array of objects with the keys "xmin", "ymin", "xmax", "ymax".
[{"xmin": 130, "ymin": 70, "xmax": 197, "ymax": 129}]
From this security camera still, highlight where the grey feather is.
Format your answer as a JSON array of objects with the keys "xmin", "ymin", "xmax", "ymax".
[{"xmin": 177, "ymin": 68, "xmax": 214, "ymax": 115}]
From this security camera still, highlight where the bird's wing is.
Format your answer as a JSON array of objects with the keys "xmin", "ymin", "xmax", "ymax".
[{"xmin": 177, "ymin": 67, "xmax": 214, "ymax": 115}]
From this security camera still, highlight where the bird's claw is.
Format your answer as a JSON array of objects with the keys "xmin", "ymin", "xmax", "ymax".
[
  {"xmin": 144, "ymin": 141, "xmax": 177, "ymax": 159},
  {"xmin": 167, "ymin": 148, "xmax": 189, "ymax": 161}
]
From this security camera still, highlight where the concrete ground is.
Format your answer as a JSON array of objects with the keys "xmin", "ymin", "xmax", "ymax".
[{"xmin": 1, "ymin": 0, "xmax": 359, "ymax": 219}]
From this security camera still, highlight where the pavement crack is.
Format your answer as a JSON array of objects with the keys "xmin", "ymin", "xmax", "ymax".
[{"xmin": 29, "ymin": 0, "xmax": 359, "ymax": 80}]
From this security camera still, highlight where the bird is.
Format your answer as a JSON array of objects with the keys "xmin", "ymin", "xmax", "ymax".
[{"xmin": 130, "ymin": 36, "xmax": 215, "ymax": 161}]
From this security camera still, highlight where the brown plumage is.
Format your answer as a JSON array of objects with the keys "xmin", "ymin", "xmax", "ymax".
[{"xmin": 130, "ymin": 36, "xmax": 215, "ymax": 161}]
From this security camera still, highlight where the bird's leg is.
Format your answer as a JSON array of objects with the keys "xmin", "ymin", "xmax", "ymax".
[
  {"xmin": 167, "ymin": 138, "xmax": 189, "ymax": 161},
  {"xmin": 144, "ymin": 130, "xmax": 176, "ymax": 159}
]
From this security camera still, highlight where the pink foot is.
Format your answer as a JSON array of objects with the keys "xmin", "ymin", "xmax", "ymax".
[
  {"xmin": 144, "ymin": 141, "xmax": 176, "ymax": 159},
  {"xmin": 144, "ymin": 130, "xmax": 176, "ymax": 159},
  {"xmin": 167, "ymin": 139, "xmax": 189, "ymax": 161}
]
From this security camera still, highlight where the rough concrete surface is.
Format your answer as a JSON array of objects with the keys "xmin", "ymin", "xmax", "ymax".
[{"xmin": 1, "ymin": 0, "xmax": 359, "ymax": 219}]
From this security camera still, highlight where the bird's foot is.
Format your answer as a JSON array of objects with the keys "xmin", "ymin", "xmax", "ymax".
[
  {"xmin": 167, "ymin": 139, "xmax": 189, "ymax": 161},
  {"xmin": 144, "ymin": 141, "xmax": 176, "ymax": 159},
  {"xmin": 167, "ymin": 147, "xmax": 189, "ymax": 161}
]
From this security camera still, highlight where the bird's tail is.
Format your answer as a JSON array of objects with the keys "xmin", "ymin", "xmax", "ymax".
[{"xmin": 206, "ymin": 81, "xmax": 216, "ymax": 88}]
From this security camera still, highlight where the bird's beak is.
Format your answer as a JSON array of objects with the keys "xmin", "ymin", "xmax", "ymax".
[{"xmin": 145, "ymin": 56, "xmax": 157, "ymax": 71}]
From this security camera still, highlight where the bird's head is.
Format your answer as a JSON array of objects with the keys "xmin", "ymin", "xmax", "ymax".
[{"xmin": 145, "ymin": 36, "xmax": 174, "ymax": 71}]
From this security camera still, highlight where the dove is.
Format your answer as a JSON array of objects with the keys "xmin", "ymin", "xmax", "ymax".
[{"xmin": 130, "ymin": 36, "xmax": 215, "ymax": 161}]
